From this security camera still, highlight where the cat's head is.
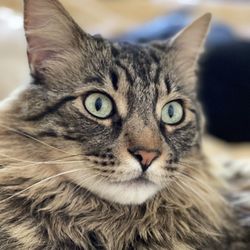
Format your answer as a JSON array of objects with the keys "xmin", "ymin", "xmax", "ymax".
[{"xmin": 5, "ymin": 0, "xmax": 211, "ymax": 204}]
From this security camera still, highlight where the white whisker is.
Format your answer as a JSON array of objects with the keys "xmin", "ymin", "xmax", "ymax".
[
  {"xmin": 0, "ymin": 169, "xmax": 82, "ymax": 204},
  {"xmin": 174, "ymin": 177, "xmax": 219, "ymax": 219},
  {"xmin": 0, "ymin": 123, "xmax": 71, "ymax": 156}
]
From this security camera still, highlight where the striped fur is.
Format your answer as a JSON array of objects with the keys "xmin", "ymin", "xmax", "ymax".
[{"xmin": 0, "ymin": 0, "xmax": 249, "ymax": 249}]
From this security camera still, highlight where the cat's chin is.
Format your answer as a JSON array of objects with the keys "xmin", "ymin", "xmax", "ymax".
[{"xmin": 88, "ymin": 178, "xmax": 161, "ymax": 205}]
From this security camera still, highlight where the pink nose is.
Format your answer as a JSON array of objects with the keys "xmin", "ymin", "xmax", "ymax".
[{"xmin": 128, "ymin": 148, "xmax": 160, "ymax": 172}]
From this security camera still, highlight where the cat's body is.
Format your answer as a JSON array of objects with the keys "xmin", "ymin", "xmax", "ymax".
[{"xmin": 0, "ymin": 0, "xmax": 249, "ymax": 249}]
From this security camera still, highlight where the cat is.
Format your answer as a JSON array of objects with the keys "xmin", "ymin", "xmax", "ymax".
[{"xmin": 0, "ymin": 0, "xmax": 249, "ymax": 249}]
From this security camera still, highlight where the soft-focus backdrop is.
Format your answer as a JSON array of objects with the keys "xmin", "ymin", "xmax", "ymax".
[
  {"xmin": 0, "ymin": 0, "xmax": 249, "ymax": 159},
  {"xmin": 1, "ymin": 0, "xmax": 250, "ymax": 99}
]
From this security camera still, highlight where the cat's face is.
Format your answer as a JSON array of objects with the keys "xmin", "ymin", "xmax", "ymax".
[{"xmin": 7, "ymin": 0, "xmax": 211, "ymax": 204}]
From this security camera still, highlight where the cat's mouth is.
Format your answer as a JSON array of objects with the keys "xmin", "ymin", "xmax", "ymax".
[{"xmin": 119, "ymin": 175, "xmax": 155, "ymax": 186}]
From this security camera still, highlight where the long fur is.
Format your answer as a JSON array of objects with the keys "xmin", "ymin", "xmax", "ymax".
[{"xmin": 0, "ymin": 0, "xmax": 249, "ymax": 249}]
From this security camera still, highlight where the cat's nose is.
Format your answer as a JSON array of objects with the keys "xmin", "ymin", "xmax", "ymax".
[{"xmin": 128, "ymin": 148, "xmax": 160, "ymax": 172}]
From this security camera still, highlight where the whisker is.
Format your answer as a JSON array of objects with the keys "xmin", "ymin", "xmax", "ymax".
[
  {"xmin": 0, "ymin": 152, "xmax": 39, "ymax": 164},
  {"xmin": 177, "ymin": 161, "xmax": 202, "ymax": 170},
  {"xmin": 71, "ymin": 173, "xmax": 104, "ymax": 195},
  {"xmin": 0, "ymin": 153, "xmax": 88, "ymax": 170},
  {"xmin": 0, "ymin": 123, "xmax": 71, "ymax": 156},
  {"xmin": 69, "ymin": 171, "xmax": 111, "ymax": 199},
  {"xmin": 0, "ymin": 169, "xmax": 82, "ymax": 204},
  {"xmin": 176, "ymin": 162, "xmax": 209, "ymax": 177},
  {"xmin": 174, "ymin": 176, "xmax": 220, "ymax": 219},
  {"xmin": 175, "ymin": 171, "xmax": 220, "ymax": 194}
]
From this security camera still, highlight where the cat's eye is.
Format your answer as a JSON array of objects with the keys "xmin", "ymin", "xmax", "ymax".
[
  {"xmin": 84, "ymin": 93, "xmax": 113, "ymax": 119},
  {"xmin": 161, "ymin": 101, "xmax": 184, "ymax": 125}
]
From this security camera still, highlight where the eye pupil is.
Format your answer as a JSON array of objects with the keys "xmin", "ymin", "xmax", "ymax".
[
  {"xmin": 95, "ymin": 97, "xmax": 102, "ymax": 111},
  {"xmin": 168, "ymin": 105, "xmax": 174, "ymax": 118}
]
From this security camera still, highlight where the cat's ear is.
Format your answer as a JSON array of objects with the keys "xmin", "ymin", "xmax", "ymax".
[
  {"xmin": 170, "ymin": 13, "xmax": 211, "ymax": 71},
  {"xmin": 23, "ymin": 0, "xmax": 85, "ymax": 73}
]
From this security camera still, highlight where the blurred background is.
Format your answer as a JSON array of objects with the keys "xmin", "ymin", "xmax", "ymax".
[{"xmin": 0, "ymin": 0, "xmax": 249, "ymax": 160}]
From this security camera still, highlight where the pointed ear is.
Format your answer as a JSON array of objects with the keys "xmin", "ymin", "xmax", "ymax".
[
  {"xmin": 24, "ymin": 0, "xmax": 84, "ymax": 73},
  {"xmin": 170, "ymin": 13, "xmax": 211, "ymax": 71}
]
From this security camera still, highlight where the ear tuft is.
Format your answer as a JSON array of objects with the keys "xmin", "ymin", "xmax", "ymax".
[{"xmin": 24, "ymin": 0, "xmax": 82, "ymax": 73}]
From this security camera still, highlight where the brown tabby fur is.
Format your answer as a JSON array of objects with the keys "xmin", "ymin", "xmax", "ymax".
[{"xmin": 0, "ymin": 0, "xmax": 249, "ymax": 249}]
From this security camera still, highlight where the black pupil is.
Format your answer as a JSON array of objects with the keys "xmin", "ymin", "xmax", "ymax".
[
  {"xmin": 168, "ymin": 105, "xmax": 174, "ymax": 118},
  {"xmin": 95, "ymin": 97, "xmax": 103, "ymax": 111}
]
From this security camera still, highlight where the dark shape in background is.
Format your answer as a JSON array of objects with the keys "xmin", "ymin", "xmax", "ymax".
[
  {"xmin": 200, "ymin": 41, "xmax": 250, "ymax": 142},
  {"xmin": 115, "ymin": 10, "xmax": 250, "ymax": 142}
]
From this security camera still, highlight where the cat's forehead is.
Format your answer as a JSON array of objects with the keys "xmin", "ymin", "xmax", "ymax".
[
  {"xmin": 114, "ymin": 43, "xmax": 166, "ymax": 96},
  {"xmin": 79, "ymin": 40, "xmax": 165, "ymax": 95},
  {"xmin": 110, "ymin": 42, "xmax": 165, "ymax": 87},
  {"xmin": 84, "ymin": 40, "xmax": 167, "ymax": 98}
]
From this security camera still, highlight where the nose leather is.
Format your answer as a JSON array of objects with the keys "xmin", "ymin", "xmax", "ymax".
[{"xmin": 128, "ymin": 148, "xmax": 160, "ymax": 172}]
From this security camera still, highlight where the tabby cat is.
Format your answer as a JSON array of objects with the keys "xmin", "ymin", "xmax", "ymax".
[{"xmin": 0, "ymin": 0, "xmax": 249, "ymax": 249}]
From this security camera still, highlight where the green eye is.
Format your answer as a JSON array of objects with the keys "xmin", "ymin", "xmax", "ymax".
[
  {"xmin": 84, "ymin": 93, "xmax": 113, "ymax": 119},
  {"xmin": 161, "ymin": 101, "xmax": 184, "ymax": 125}
]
